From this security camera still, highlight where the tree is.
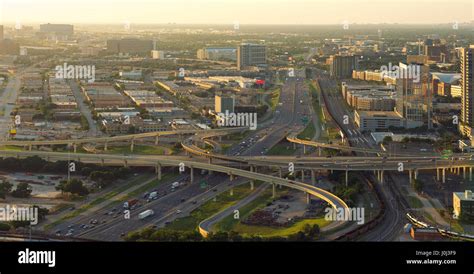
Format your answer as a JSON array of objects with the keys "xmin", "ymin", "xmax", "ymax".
[
  {"xmin": 89, "ymin": 171, "xmax": 115, "ymax": 188},
  {"xmin": 382, "ymin": 136, "xmax": 393, "ymax": 144},
  {"xmin": 11, "ymin": 182, "xmax": 32, "ymax": 198},
  {"xmin": 57, "ymin": 179, "xmax": 89, "ymax": 196},
  {"xmin": 413, "ymin": 179, "xmax": 424, "ymax": 193},
  {"xmin": 303, "ymin": 224, "xmax": 320, "ymax": 239},
  {"xmin": 0, "ymin": 181, "xmax": 13, "ymax": 199}
]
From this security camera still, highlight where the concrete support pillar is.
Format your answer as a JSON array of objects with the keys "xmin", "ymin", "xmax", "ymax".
[
  {"xmin": 436, "ymin": 168, "xmax": 440, "ymax": 181},
  {"xmin": 442, "ymin": 168, "xmax": 446, "ymax": 184},
  {"xmin": 123, "ymin": 160, "xmax": 128, "ymax": 168},
  {"xmin": 208, "ymin": 157, "xmax": 212, "ymax": 164},
  {"xmin": 470, "ymin": 167, "xmax": 473, "ymax": 182},
  {"xmin": 456, "ymin": 167, "xmax": 460, "ymax": 175},
  {"xmin": 409, "ymin": 170, "xmax": 413, "ymax": 183},
  {"xmin": 130, "ymin": 139, "xmax": 135, "ymax": 152},
  {"xmin": 414, "ymin": 170, "xmax": 418, "ymax": 180},
  {"xmin": 73, "ymin": 144, "xmax": 77, "ymax": 153},
  {"xmin": 311, "ymin": 170, "xmax": 316, "ymax": 185},
  {"xmin": 190, "ymin": 167, "xmax": 194, "ymax": 183},
  {"xmin": 104, "ymin": 142, "xmax": 108, "ymax": 151},
  {"xmin": 380, "ymin": 170, "xmax": 384, "ymax": 184},
  {"xmin": 272, "ymin": 183, "xmax": 276, "ymax": 198},
  {"xmin": 463, "ymin": 167, "xmax": 467, "ymax": 179},
  {"xmin": 303, "ymin": 145, "xmax": 306, "ymax": 154},
  {"xmin": 230, "ymin": 174, "xmax": 234, "ymax": 181},
  {"xmin": 306, "ymin": 193, "xmax": 311, "ymax": 204},
  {"xmin": 155, "ymin": 136, "xmax": 159, "ymax": 145},
  {"xmin": 250, "ymin": 181, "xmax": 254, "ymax": 190},
  {"xmin": 230, "ymin": 188, "xmax": 233, "ymax": 196},
  {"xmin": 345, "ymin": 170, "xmax": 349, "ymax": 187},
  {"xmin": 156, "ymin": 164, "xmax": 162, "ymax": 180},
  {"xmin": 279, "ymin": 168, "xmax": 282, "ymax": 178},
  {"xmin": 301, "ymin": 170, "xmax": 305, "ymax": 182},
  {"xmin": 28, "ymin": 144, "xmax": 32, "ymax": 151},
  {"xmin": 318, "ymin": 147, "xmax": 321, "ymax": 157}
]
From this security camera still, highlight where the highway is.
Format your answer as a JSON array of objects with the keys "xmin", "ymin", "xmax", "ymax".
[
  {"xmin": 68, "ymin": 80, "xmax": 100, "ymax": 136},
  {"xmin": 0, "ymin": 127, "xmax": 245, "ymax": 147},
  {"xmin": 0, "ymin": 71, "xmax": 20, "ymax": 141},
  {"xmin": 61, "ymin": 174, "xmax": 245, "ymax": 241},
  {"xmin": 317, "ymin": 72, "xmax": 406, "ymax": 241}
]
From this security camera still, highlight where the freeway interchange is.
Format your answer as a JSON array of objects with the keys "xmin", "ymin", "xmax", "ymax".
[{"xmin": 1, "ymin": 76, "xmax": 470, "ymax": 241}]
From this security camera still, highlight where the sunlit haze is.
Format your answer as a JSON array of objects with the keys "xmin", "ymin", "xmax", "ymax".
[{"xmin": 0, "ymin": 0, "xmax": 472, "ymax": 25}]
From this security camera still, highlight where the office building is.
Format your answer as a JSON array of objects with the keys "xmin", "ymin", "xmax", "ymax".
[
  {"xmin": 342, "ymin": 84, "xmax": 396, "ymax": 111},
  {"xmin": 39, "ymin": 23, "xmax": 74, "ymax": 36},
  {"xmin": 394, "ymin": 63, "xmax": 432, "ymax": 129},
  {"xmin": 451, "ymin": 85, "xmax": 462, "ymax": 98},
  {"xmin": 459, "ymin": 46, "xmax": 474, "ymax": 139},
  {"xmin": 197, "ymin": 47, "xmax": 237, "ymax": 61},
  {"xmin": 355, "ymin": 110, "xmax": 403, "ymax": 131},
  {"xmin": 237, "ymin": 43, "xmax": 266, "ymax": 70},
  {"xmin": 453, "ymin": 190, "xmax": 474, "ymax": 219},
  {"xmin": 329, "ymin": 54, "xmax": 358, "ymax": 79},
  {"xmin": 107, "ymin": 39, "xmax": 154, "ymax": 54},
  {"xmin": 215, "ymin": 95, "xmax": 235, "ymax": 113},
  {"xmin": 151, "ymin": 50, "xmax": 165, "ymax": 59}
]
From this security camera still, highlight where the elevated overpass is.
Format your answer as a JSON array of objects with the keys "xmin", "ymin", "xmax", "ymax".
[
  {"xmin": 0, "ymin": 150, "xmax": 350, "ymax": 227},
  {"xmin": 1, "ymin": 127, "xmax": 245, "ymax": 152}
]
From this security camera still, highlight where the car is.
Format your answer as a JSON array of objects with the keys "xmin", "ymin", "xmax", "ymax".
[
  {"xmin": 176, "ymin": 210, "xmax": 182, "ymax": 214},
  {"xmin": 180, "ymin": 198, "xmax": 186, "ymax": 203}
]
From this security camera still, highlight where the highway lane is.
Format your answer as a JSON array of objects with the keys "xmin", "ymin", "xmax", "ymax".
[
  {"xmin": 0, "ymin": 71, "xmax": 20, "ymax": 141},
  {"xmin": 68, "ymin": 80, "xmax": 100, "ymax": 136},
  {"xmin": 318, "ymin": 74, "xmax": 406, "ymax": 241},
  {"xmin": 79, "ymin": 174, "xmax": 248, "ymax": 241},
  {"xmin": 227, "ymin": 76, "xmax": 308, "ymax": 157},
  {"xmin": 51, "ymin": 174, "xmax": 187, "ymax": 236}
]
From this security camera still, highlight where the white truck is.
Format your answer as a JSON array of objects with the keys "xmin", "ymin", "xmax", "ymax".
[{"xmin": 138, "ymin": 209, "xmax": 154, "ymax": 220}]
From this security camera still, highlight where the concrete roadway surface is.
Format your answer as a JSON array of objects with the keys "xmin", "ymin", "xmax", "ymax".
[
  {"xmin": 52, "ymin": 173, "xmax": 188, "ymax": 238},
  {"xmin": 77, "ymin": 174, "xmax": 248, "ymax": 241},
  {"xmin": 228, "ymin": 77, "xmax": 310, "ymax": 157},
  {"xmin": 0, "ymin": 71, "xmax": 21, "ymax": 140},
  {"xmin": 68, "ymin": 80, "xmax": 101, "ymax": 136},
  {"xmin": 318, "ymin": 74, "xmax": 405, "ymax": 241}
]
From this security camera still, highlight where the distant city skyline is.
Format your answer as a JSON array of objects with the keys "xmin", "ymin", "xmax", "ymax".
[{"xmin": 0, "ymin": 0, "xmax": 472, "ymax": 25}]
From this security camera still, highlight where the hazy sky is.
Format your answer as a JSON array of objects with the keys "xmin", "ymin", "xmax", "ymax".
[{"xmin": 0, "ymin": 0, "xmax": 472, "ymax": 25}]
